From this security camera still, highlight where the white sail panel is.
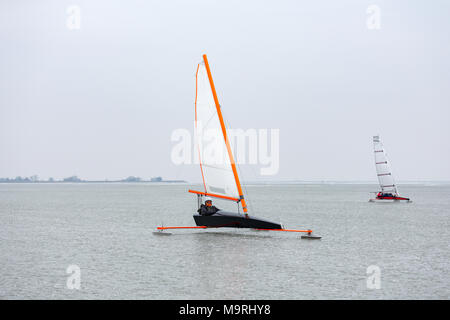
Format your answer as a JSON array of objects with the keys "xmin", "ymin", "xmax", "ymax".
[
  {"xmin": 195, "ymin": 62, "xmax": 240, "ymax": 199},
  {"xmin": 373, "ymin": 135, "xmax": 398, "ymax": 194}
]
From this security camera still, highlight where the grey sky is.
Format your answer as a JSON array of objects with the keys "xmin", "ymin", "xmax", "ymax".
[{"xmin": 1, "ymin": 0, "xmax": 449, "ymax": 182}]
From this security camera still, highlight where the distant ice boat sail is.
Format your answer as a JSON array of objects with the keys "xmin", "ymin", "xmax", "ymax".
[
  {"xmin": 370, "ymin": 135, "xmax": 410, "ymax": 202},
  {"xmin": 373, "ymin": 135, "xmax": 398, "ymax": 195}
]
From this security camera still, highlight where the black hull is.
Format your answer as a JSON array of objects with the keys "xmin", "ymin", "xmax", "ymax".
[{"xmin": 193, "ymin": 211, "xmax": 282, "ymax": 229}]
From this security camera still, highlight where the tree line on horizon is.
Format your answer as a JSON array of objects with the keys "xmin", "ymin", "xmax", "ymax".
[{"xmin": 0, "ymin": 175, "xmax": 166, "ymax": 183}]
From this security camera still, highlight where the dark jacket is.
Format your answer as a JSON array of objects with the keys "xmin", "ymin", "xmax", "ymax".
[
  {"xmin": 380, "ymin": 193, "xmax": 394, "ymax": 198},
  {"xmin": 197, "ymin": 204, "xmax": 220, "ymax": 216}
]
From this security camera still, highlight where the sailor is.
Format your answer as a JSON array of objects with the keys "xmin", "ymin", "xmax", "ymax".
[{"xmin": 198, "ymin": 197, "xmax": 220, "ymax": 216}]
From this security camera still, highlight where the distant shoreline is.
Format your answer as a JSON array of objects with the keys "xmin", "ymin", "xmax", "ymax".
[
  {"xmin": 1, "ymin": 180, "xmax": 449, "ymax": 185},
  {"xmin": 0, "ymin": 180, "xmax": 187, "ymax": 184}
]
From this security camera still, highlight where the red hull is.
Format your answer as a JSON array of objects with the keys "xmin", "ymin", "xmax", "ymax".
[{"xmin": 376, "ymin": 196, "xmax": 410, "ymax": 201}]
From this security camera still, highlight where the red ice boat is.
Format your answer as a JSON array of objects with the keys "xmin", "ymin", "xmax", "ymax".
[{"xmin": 369, "ymin": 136, "xmax": 411, "ymax": 203}]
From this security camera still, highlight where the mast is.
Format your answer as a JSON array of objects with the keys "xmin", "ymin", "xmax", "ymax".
[{"xmin": 202, "ymin": 54, "xmax": 248, "ymax": 214}]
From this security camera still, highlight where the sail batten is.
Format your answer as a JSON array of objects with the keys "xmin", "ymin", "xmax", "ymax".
[{"xmin": 202, "ymin": 164, "xmax": 235, "ymax": 171}]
